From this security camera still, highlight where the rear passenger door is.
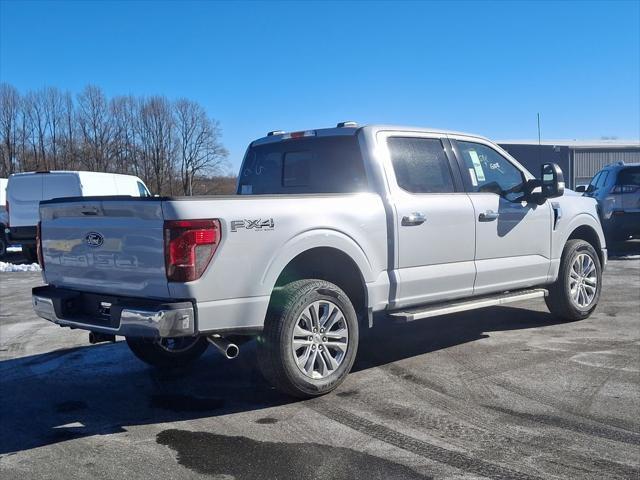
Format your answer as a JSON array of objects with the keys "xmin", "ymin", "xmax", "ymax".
[
  {"xmin": 382, "ymin": 133, "xmax": 477, "ymax": 308},
  {"xmin": 451, "ymin": 138, "xmax": 552, "ymax": 295}
]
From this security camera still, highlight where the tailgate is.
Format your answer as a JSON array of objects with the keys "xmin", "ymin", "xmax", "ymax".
[{"xmin": 40, "ymin": 198, "xmax": 169, "ymax": 298}]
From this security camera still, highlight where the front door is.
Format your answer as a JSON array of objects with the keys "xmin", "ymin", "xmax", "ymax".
[
  {"xmin": 383, "ymin": 133, "xmax": 477, "ymax": 308},
  {"xmin": 451, "ymin": 138, "xmax": 552, "ymax": 295}
]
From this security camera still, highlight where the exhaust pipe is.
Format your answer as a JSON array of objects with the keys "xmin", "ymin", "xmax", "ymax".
[
  {"xmin": 89, "ymin": 332, "xmax": 116, "ymax": 344},
  {"xmin": 207, "ymin": 335, "xmax": 239, "ymax": 359}
]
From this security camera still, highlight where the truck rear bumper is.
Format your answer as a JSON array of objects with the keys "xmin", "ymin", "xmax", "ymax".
[{"xmin": 32, "ymin": 285, "xmax": 196, "ymax": 338}]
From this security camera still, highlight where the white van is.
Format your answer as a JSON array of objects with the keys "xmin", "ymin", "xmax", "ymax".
[
  {"xmin": 0, "ymin": 178, "xmax": 7, "ymax": 256},
  {"xmin": 6, "ymin": 171, "xmax": 151, "ymax": 261}
]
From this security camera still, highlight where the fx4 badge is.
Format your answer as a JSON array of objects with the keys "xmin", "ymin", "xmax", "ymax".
[{"xmin": 230, "ymin": 218, "xmax": 275, "ymax": 232}]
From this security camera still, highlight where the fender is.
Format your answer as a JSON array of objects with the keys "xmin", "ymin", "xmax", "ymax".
[
  {"xmin": 260, "ymin": 228, "xmax": 376, "ymax": 293},
  {"xmin": 548, "ymin": 212, "xmax": 606, "ymax": 282},
  {"xmin": 552, "ymin": 212, "xmax": 605, "ymax": 260}
]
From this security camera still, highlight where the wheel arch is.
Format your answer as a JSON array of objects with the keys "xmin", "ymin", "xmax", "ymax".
[
  {"xmin": 263, "ymin": 230, "xmax": 375, "ymax": 324},
  {"xmin": 566, "ymin": 224, "xmax": 605, "ymax": 267}
]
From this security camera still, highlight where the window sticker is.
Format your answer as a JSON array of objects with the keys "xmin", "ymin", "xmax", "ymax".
[
  {"xmin": 468, "ymin": 168, "xmax": 478, "ymax": 186},
  {"xmin": 468, "ymin": 150, "xmax": 486, "ymax": 182}
]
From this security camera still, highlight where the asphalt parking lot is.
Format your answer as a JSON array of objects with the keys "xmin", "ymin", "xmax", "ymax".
[{"xmin": 0, "ymin": 254, "xmax": 638, "ymax": 479}]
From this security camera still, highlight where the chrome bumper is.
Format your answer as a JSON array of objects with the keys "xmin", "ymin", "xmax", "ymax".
[{"xmin": 32, "ymin": 287, "xmax": 195, "ymax": 338}]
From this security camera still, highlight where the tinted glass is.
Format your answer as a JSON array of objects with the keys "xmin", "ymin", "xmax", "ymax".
[
  {"xmin": 596, "ymin": 171, "xmax": 609, "ymax": 188},
  {"xmin": 387, "ymin": 137, "xmax": 455, "ymax": 193},
  {"xmin": 43, "ymin": 175, "xmax": 80, "ymax": 200},
  {"xmin": 238, "ymin": 136, "xmax": 368, "ymax": 194},
  {"xmin": 283, "ymin": 151, "xmax": 311, "ymax": 187},
  {"xmin": 9, "ymin": 175, "xmax": 42, "ymax": 201},
  {"xmin": 456, "ymin": 141, "xmax": 524, "ymax": 195},
  {"xmin": 137, "ymin": 181, "xmax": 150, "ymax": 197},
  {"xmin": 617, "ymin": 167, "xmax": 640, "ymax": 186}
]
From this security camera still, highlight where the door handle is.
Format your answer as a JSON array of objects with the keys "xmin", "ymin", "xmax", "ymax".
[
  {"xmin": 479, "ymin": 210, "xmax": 499, "ymax": 222},
  {"xmin": 402, "ymin": 212, "xmax": 426, "ymax": 226}
]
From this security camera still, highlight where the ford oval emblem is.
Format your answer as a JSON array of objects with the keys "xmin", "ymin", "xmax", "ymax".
[{"xmin": 85, "ymin": 232, "xmax": 104, "ymax": 248}]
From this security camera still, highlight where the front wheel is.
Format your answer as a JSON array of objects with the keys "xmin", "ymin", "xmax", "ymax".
[
  {"xmin": 126, "ymin": 336, "xmax": 208, "ymax": 368},
  {"xmin": 258, "ymin": 279, "xmax": 359, "ymax": 398},
  {"xmin": 545, "ymin": 239, "xmax": 602, "ymax": 321}
]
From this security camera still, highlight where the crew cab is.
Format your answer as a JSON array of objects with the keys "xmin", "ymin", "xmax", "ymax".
[{"xmin": 32, "ymin": 124, "xmax": 607, "ymax": 397}]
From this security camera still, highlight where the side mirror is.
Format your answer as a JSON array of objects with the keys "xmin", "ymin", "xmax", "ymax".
[
  {"xmin": 541, "ymin": 163, "xmax": 565, "ymax": 199},
  {"xmin": 575, "ymin": 185, "xmax": 587, "ymax": 193}
]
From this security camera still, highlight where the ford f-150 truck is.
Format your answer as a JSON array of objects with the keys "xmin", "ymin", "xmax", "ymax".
[{"xmin": 32, "ymin": 123, "xmax": 606, "ymax": 398}]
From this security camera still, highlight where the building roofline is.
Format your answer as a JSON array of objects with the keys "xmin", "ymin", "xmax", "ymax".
[{"xmin": 498, "ymin": 139, "xmax": 640, "ymax": 149}]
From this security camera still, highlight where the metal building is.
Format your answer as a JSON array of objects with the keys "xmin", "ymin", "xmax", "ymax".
[{"xmin": 498, "ymin": 140, "xmax": 640, "ymax": 189}]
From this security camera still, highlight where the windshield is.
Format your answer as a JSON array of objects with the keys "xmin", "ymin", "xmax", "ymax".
[{"xmin": 238, "ymin": 136, "xmax": 368, "ymax": 195}]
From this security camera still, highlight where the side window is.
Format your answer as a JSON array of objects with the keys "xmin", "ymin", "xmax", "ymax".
[
  {"xmin": 589, "ymin": 172, "xmax": 602, "ymax": 188},
  {"xmin": 456, "ymin": 141, "xmax": 524, "ymax": 196},
  {"xmin": 137, "ymin": 181, "xmax": 150, "ymax": 197},
  {"xmin": 387, "ymin": 137, "xmax": 455, "ymax": 193},
  {"xmin": 596, "ymin": 171, "xmax": 609, "ymax": 188}
]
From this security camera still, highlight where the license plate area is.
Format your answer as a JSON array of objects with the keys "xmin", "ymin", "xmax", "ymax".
[{"xmin": 59, "ymin": 292, "xmax": 121, "ymax": 329}]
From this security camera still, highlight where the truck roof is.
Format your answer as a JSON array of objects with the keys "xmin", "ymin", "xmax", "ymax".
[{"xmin": 251, "ymin": 124, "xmax": 489, "ymax": 146}]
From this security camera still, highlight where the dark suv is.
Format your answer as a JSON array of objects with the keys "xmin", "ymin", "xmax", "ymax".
[{"xmin": 578, "ymin": 162, "xmax": 640, "ymax": 243}]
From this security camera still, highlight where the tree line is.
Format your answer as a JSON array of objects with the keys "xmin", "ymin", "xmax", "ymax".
[{"xmin": 0, "ymin": 83, "xmax": 235, "ymax": 195}]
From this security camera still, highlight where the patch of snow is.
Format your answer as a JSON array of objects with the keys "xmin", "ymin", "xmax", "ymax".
[{"xmin": 0, "ymin": 261, "xmax": 41, "ymax": 272}]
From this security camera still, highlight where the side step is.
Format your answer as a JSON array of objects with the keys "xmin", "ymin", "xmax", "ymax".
[{"xmin": 390, "ymin": 288, "xmax": 548, "ymax": 323}]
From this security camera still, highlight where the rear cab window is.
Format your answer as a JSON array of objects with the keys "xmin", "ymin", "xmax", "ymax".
[{"xmin": 238, "ymin": 136, "xmax": 368, "ymax": 194}]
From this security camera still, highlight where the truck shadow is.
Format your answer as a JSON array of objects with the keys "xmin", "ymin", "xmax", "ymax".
[{"xmin": 0, "ymin": 305, "xmax": 569, "ymax": 455}]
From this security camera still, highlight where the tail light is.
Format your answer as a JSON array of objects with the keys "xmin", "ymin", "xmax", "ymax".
[
  {"xmin": 36, "ymin": 221, "xmax": 44, "ymax": 269},
  {"xmin": 610, "ymin": 185, "xmax": 638, "ymax": 194},
  {"xmin": 164, "ymin": 219, "xmax": 221, "ymax": 282}
]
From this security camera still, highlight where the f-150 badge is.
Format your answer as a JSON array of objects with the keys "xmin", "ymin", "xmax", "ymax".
[{"xmin": 230, "ymin": 218, "xmax": 275, "ymax": 232}]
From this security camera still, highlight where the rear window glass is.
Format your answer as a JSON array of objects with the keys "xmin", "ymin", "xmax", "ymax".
[
  {"xmin": 44, "ymin": 175, "xmax": 80, "ymax": 200},
  {"xmin": 8, "ymin": 176, "xmax": 42, "ymax": 201},
  {"xmin": 238, "ymin": 136, "xmax": 368, "ymax": 194},
  {"xmin": 617, "ymin": 167, "xmax": 640, "ymax": 186}
]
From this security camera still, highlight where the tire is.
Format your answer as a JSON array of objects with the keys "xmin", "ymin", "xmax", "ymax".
[
  {"xmin": 0, "ymin": 236, "xmax": 6, "ymax": 258},
  {"xmin": 126, "ymin": 336, "xmax": 208, "ymax": 368},
  {"xmin": 545, "ymin": 239, "xmax": 602, "ymax": 321},
  {"xmin": 258, "ymin": 279, "xmax": 359, "ymax": 398}
]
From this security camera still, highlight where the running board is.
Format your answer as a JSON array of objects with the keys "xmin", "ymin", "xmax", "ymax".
[{"xmin": 389, "ymin": 288, "xmax": 548, "ymax": 323}]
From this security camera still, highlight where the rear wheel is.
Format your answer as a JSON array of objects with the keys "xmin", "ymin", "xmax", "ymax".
[
  {"xmin": 126, "ymin": 336, "xmax": 208, "ymax": 368},
  {"xmin": 258, "ymin": 279, "xmax": 359, "ymax": 398},
  {"xmin": 545, "ymin": 239, "xmax": 602, "ymax": 321},
  {"xmin": 0, "ymin": 235, "xmax": 6, "ymax": 258}
]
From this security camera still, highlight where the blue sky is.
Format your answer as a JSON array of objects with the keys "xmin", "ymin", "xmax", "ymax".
[{"xmin": 1, "ymin": 0, "xmax": 639, "ymax": 171}]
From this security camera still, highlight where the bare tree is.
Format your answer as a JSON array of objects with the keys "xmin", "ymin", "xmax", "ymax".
[
  {"xmin": 1, "ymin": 83, "xmax": 230, "ymax": 195},
  {"xmin": 174, "ymin": 98, "xmax": 228, "ymax": 195},
  {"xmin": 43, "ymin": 87, "xmax": 66, "ymax": 170},
  {"xmin": 139, "ymin": 96, "xmax": 174, "ymax": 194},
  {"xmin": 76, "ymin": 85, "xmax": 112, "ymax": 171},
  {"xmin": 0, "ymin": 83, "xmax": 21, "ymax": 176},
  {"xmin": 24, "ymin": 90, "xmax": 50, "ymax": 170}
]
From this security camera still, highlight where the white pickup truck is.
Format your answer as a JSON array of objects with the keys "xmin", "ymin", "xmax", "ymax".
[{"xmin": 33, "ymin": 123, "xmax": 606, "ymax": 397}]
